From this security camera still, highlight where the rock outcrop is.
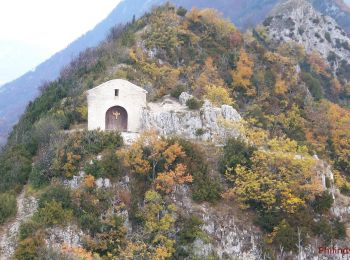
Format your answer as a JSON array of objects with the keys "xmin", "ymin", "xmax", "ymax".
[
  {"xmin": 141, "ymin": 93, "xmax": 241, "ymax": 142},
  {"xmin": 310, "ymin": 0, "xmax": 350, "ymax": 36},
  {"xmin": 265, "ymin": 0, "xmax": 350, "ymax": 67}
]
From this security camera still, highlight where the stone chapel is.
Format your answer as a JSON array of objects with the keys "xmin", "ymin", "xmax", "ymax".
[{"xmin": 87, "ymin": 79, "xmax": 147, "ymax": 132}]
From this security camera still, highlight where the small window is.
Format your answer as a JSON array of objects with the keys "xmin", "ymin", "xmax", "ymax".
[{"xmin": 115, "ymin": 89, "xmax": 119, "ymax": 96}]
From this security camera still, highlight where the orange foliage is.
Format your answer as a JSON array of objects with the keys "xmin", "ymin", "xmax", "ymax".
[
  {"xmin": 61, "ymin": 244, "xmax": 93, "ymax": 260},
  {"xmin": 274, "ymin": 76, "xmax": 288, "ymax": 95},
  {"xmin": 155, "ymin": 164, "xmax": 193, "ymax": 193},
  {"xmin": 194, "ymin": 57, "xmax": 225, "ymax": 97},
  {"xmin": 84, "ymin": 175, "xmax": 95, "ymax": 188},
  {"xmin": 308, "ymin": 51, "xmax": 330, "ymax": 77},
  {"xmin": 232, "ymin": 49, "xmax": 255, "ymax": 96}
]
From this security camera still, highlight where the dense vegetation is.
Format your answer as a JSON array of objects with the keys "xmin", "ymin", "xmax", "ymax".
[{"xmin": 1, "ymin": 3, "xmax": 350, "ymax": 258}]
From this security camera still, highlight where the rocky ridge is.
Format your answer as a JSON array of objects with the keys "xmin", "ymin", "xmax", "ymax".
[
  {"xmin": 265, "ymin": 0, "xmax": 350, "ymax": 68},
  {"xmin": 310, "ymin": 0, "xmax": 350, "ymax": 35},
  {"xmin": 141, "ymin": 93, "xmax": 242, "ymax": 142}
]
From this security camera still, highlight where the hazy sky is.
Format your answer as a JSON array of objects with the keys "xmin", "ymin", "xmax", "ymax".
[{"xmin": 0, "ymin": 0, "xmax": 122, "ymax": 86}]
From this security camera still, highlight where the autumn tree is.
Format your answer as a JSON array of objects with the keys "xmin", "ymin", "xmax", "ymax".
[
  {"xmin": 330, "ymin": 77, "xmax": 342, "ymax": 97},
  {"xmin": 155, "ymin": 163, "xmax": 193, "ymax": 193},
  {"xmin": 274, "ymin": 76, "xmax": 288, "ymax": 95},
  {"xmin": 204, "ymin": 84, "xmax": 233, "ymax": 106},
  {"xmin": 307, "ymin": 51, "xmax": 330, "ymax": 77},
  {"xmin": 194, "ymin": 57, "xmax": 225, "ymax": 97},
  {"xmin": 223, "ymin": 137, "xmax": 322, "ymax": 213},
  {"xmin": 118, "ymin": 131, "xmax": 193, "ymax": 192},
  {"xmin": 232, "ymin": 49, "xmax": 255, "ymax": 96},
  {"xmin": 143, "ymin": 190, "xmax": 177, "ymax": 259}
]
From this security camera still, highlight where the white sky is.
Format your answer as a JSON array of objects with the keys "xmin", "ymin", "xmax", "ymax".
[{"xmin": 0, "ymin": 0, "xmax": 122, "ymax": 86}]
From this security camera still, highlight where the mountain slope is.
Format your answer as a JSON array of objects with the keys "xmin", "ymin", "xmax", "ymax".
[
  {"xmin": 2, "ymin": 4, "xmax": 350, "ymax": 258},
  {"xmin": 0, "ymin": 0, "xmax": 280, "ymax": 146},
  {"xmin": 265, "ymin": 0, "xmax": 350, "ymax": 67},
  {"xmin": 0, "ymin": 0, "xmax": 164, "ymax": 146},
  {"xmin": 1, "ymin": 0, "xmax": 350, "ymax": 147},
  {"xmin": 310, "ymin": 0, "xmax": 350, "ymax": 34}
]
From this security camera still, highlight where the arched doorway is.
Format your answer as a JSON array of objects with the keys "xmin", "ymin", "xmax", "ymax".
[{"xmin": 105, "ymin": 106, "xmax": 128, "ymax": 131}]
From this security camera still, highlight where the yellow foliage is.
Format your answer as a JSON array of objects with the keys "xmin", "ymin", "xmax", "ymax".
[
  {"xmin": 186, "ymin": 8, "xmax": 236, "ymax": 37},
  {"xmin": 204, "ymin": 85, "xmax": 233, "ymax": 106},
  {"xmin": 223, "ymin": 137, "xmax": 322, "ymax": 213},
  {"xmin": 61, "ymin": 244, "xmax": 94, "ymax": 260},
  {"xmin": 76, "ymin": 106, "xmax": 88, "ymax": 121},
  {"xmin": 194, "ymin": 57, "xmax": 225, "ymax": 97},
  {"xmin": 63, "ymin": 152, "xmax": 81, "ymax": 178},
  {"xmin": 274, "ymin": 76, "xmax": 288, "ymax": 95}
]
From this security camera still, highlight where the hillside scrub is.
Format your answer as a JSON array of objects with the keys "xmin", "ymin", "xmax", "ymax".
[{"xmin": 1, "ymin": 3, "xmax": 350, "ymax": 258}]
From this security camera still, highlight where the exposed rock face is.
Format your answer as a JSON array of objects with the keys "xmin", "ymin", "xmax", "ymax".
[
  {"xmin": 310, "ymin": 0, "xmax": 350, "ymax": 36},
  {"xmin": 45, "ymin": 225, "xmax": 84, "ymax": 252},
  {"xmin": 0, "ymin": 191, "xmax": 38, "ymax": 259},
  {"xmin": 141, "ymin": 93, "xmax": 241, "ymax": 142},
  {"xmin": 265, "ymin": 0, "xmax": 350, "ymax": 67},
  {"xmin": 172, "ymin": 186, "xmax": 264, "ymax": 259}
]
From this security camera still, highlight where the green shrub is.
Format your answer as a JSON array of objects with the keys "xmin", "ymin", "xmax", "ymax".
[
  {"xmin": 191, "ymin": 176, "xmax": 222, "ymax": 203},
  {"xmin": 272, "ymin": 219, "xmax": 299, "ymax": 251},
  {"xmin": 301, "ymin": 72, "xmax": 323, "ymax": 100},
  {"xmin": 19, "ymin": 220, "xmax": 41, "ymax": 240},
  {"xmin": 78, "ymin": 212, "xmax": 102, "ymax": 234},
  {"xmin": 80, "ymin": 130, "xmax": 123, "ymax": 154},
  {"xmin": 29, "ymin": 165, "xmax": 50, "ymax": 188},
  {"xmin": 313, "ymin": 218, "xmax": 346, "ymax": 244},
  {"xmin": 311, "ymin": 191, "xmax": 333, "ymax": 214},
  {"xmin": 14, "ymin": 235, "xmax": 45, "ymax": 260},
  {"xmin": 34, "ymin": 201, "xmax": 73, "ymax": 227},
  {"xmin": 0, "ymin": 145, "xmax": 32, "ymax": 193},
  {"xmin": 100, "ymin": 149, "xmax": 122, "ymax": 179},
  {"xmin": 220, "ymin": 138, "xmax": 255, "ymax": 175},
  {"xmin": 325, "ymin": 177, "xmax": 331, "ymax": 189},
  {"xmin": 178, "ymin": 216, "xmax": 207, "ymax": 244},
  {"xmin": 0, "ymin": 192, "xmax": 17, "ymax": 224},
  {"xmin": 195, "ymin": 128, "xmax": 205, "ymax": 136},
  {"xmin": 186, "ymin": 98, "xmax": 203, "ymax": 110},
  {"xmin": 84, "ymin": 160, "xmax": 103, "ymax": 178},
  {"xmin": 168, "ymin": 138, "xmax": 222, "ymax": 202},
  {"xmin": 29, "ymin": 142, "xmax": 57, "ymax": 188},
  {"xmin": 255, "ymin": 210, "xmax": 282, "ymax": 233},
  {"xmin": 170, "ymin": 85, "xmax": 186, "ymax": 98},
  {"xmin": 325, "ymin": 32, "xmax": 331, "ymax": 43},
  {"xmin": 176, "ymin": 6, "xmax": 187, "ymax": 17},
  {"xmin": 38, "ymin": 185, "xmax": 72, "ymax": 210},
  {"xmin": 340, "ymin": 184, "xmax": 350, "ymax": 196}
]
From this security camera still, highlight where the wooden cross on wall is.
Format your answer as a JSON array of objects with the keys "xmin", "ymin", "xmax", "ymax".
[{"xmin": 113, "ymin": 111, "xmax": 121, "ymax": 120}]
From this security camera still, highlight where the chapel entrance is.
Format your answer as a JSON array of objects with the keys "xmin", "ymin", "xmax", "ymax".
[{"xmin": 105, "ymin": 106, "xmax": 128, "ymax": 131}]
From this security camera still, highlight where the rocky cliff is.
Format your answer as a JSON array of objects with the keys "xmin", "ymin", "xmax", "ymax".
[
  {"xmin": 141, "ymin": 93, "xmax": 241, "ymax": 142},
  {"xmin": 310, "ymin": 0, "xmax": 350, "ymax": 35},
  {"xmin": 265, "ymin": 0, "xmax": 350, "ymax": 68}
]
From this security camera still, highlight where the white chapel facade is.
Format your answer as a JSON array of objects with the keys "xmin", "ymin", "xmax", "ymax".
[{"xmin": 87, "ymin": 79, "xmax": 147, "ymax": 132}]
